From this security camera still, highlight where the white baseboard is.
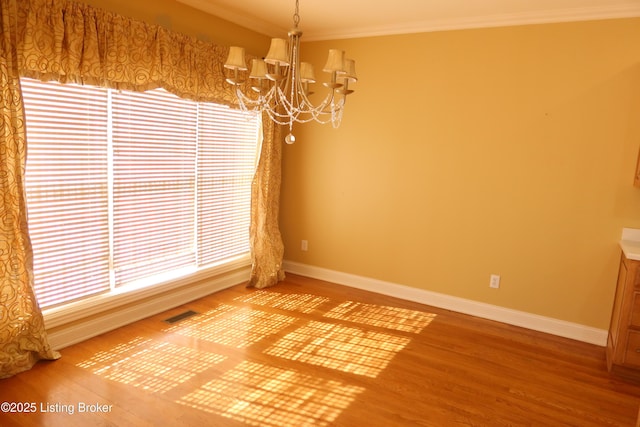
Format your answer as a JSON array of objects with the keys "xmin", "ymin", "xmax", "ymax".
[
  {"xmin": 46, "ymin": 265, "xmax": 251, "ymax": 350},
  {"xmin": 283, "ymin": 260, "xmax": 608, "ymax": 346}
]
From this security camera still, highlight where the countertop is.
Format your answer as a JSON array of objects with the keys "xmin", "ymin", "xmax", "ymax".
[{"xmin": 621, "ymin": 228, "xmax": 640, "ymax": 261}]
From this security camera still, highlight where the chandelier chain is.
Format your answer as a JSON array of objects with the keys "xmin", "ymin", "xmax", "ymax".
[{"xmin": 293, "ymin": 0, "xmax": 300, "ymax": 28}]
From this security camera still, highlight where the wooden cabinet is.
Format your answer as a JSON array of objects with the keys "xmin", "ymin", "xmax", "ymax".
[{"xmin": 607, "ymin": 253, "xmax": 640, "ymax": 381}]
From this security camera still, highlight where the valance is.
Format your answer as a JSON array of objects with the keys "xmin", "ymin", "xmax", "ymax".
[{"xmin": 15, "ymin": 0, "xmax": 255, "ymax": 105}]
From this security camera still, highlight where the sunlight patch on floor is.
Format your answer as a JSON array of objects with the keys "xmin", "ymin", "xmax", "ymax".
[
  {"xmin": 164, "ymin": 304, "xmax": 297, "ymax": 348},
  {"xmin": 323, "ymin": 301, "xmax": 437, "ymax": 333},
  {"xmin": 77, "ymin": 289, "xmax": 440, "ymax": 421},
  {"xmin": 76, "ymin": 337, "xmax": 226, "ymax": 393},
  {"xmin": 177, "ymin": 360, "xmax": 365, "ymax": 427},
  {"xmin": 264, "ymin": 321, "xmax": 411, "ymax": 378},
  {"xmin": 234, "ymin": 291, "xmax": 330, "ymax": 314}
]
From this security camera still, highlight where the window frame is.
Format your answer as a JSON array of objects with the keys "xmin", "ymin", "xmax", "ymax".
[{"xmin": 20, "ymin": 78, "xmax": 259, "ymax": 326}]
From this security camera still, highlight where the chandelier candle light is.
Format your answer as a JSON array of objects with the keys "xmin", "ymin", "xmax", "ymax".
[{"xmin": 223, "ymin": 0, "xmax": 357, "ymax": 144}]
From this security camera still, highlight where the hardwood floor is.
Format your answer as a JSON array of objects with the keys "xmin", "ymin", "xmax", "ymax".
[{"xmin": 2, "ymin": 273, "xmax": 640, "ymax": 426}]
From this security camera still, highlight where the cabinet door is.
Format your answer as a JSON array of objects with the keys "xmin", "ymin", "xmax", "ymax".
[
  {"xmin": 626, "ymin": 331, "xmax": 640, "ymax": 366},
  {"xmin": 631, "ymin": 293, "xmax": 640, "ymax": 327},
  {"xmin": 610, "ymin": 259, "xmax": 628, "ymax": 351}
]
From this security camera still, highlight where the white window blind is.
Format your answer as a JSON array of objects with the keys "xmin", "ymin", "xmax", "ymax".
[
  {"xmin": 111, "ymin": 89, "xmax": 198, "ymax": 285},
  {"xmin": 22, "ymin": 79, "xmax": 111, "ymax": 308},
  {"xmin": 197, "ymin": 103, "xmax": 257, "ymax": 266},
  {"xmin": 21, "ymin": 78, "xmax": 259, "ymax": 309}
]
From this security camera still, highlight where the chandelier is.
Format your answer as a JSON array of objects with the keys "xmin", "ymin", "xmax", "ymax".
[{"xmin": 223, "ymin": 0, "xmax": 357, "ymax": 144}]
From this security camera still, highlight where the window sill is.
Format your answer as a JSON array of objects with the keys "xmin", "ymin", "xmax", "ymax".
[{"xmin": 43, "ymin": 254, "xmax": 251, "ymax": 350}]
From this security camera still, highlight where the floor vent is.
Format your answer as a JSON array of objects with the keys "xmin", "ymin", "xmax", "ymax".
[{"xmin": 163, "ymin": 310, "xmax": 199, "ymax": 324}]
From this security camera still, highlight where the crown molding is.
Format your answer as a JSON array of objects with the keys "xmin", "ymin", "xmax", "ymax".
[
  {"xmin": 305, "ymin": 3, "xmax": 640, "ymax": 41},
  {"xmin": 176, "ymin": 0, "xmax": 285, "ymax": 38},
  {"xmin": 178, "ymin": 0, "xmax": 640, "ymax": 42}
]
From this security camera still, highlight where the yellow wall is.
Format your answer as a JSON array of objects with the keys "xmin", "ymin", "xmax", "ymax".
[
  {"xmin": 281, "ymin": 18, "xmax": 640, "ymax": 329},
  {"xmin": 67, "ymin": 1, "xmax": 640, "ymax": 330}
]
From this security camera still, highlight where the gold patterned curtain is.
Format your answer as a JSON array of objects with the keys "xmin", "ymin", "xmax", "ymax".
[
  {"xmin": 247, "ymin": 116, "xmax": 286, "ymax": 289},
  {"xmin": 0, "ymin": 0, "xmax": 60, "ymax": 379},
  {"xmin": 1, "ymin": 0, "xmax": 284, "ymax": 378}
]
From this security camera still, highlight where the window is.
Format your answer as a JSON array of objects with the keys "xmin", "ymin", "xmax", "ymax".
[{"xmin": 21, "ymin": 78, "xmax": 260, "ymax": 309}]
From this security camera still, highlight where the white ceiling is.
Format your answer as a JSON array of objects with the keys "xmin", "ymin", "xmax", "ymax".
[{"xmin": 178, "ymin": 0, "xmax": 640, "ymax": 41}]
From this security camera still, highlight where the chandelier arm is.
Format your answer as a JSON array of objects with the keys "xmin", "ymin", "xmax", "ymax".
[{"xmin": 241, "ymin": 81, "xmax": 344, "ymax": 126}]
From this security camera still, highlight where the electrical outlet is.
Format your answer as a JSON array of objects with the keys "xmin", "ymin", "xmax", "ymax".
[
  {"xmin": 489, "ymin": 274, "xmax": 500, "ymax": 289},
  {"xmin": 301, "ymin": 240, "xmax": 308, "ymax": 251}
]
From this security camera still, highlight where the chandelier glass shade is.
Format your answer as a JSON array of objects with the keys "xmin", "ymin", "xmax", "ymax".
[{"xmin": 223, "ymin": 0, "xmax": 357, "ymax": 144}]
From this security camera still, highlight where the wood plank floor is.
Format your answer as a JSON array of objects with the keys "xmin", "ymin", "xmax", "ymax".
[{"xmin": 2, "ymin": 273, "xmax": 640, "ymax": 426}]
